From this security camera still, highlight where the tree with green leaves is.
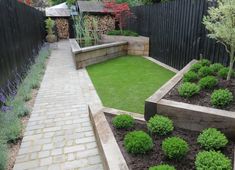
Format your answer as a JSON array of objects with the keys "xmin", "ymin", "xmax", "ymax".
[{"xmin": 203, "ymin": 0, "xmax": 235, "ymax": 80}]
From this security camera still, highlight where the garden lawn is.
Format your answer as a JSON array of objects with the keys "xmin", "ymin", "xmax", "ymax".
[{"xmin": 87, "ymin": 56, "xmax": 175, "ymax": 114}]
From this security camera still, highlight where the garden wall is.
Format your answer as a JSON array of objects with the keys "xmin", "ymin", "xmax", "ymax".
[{"xmin": 0, "ymin": 0, "xmax": 46, "ymax": 97}]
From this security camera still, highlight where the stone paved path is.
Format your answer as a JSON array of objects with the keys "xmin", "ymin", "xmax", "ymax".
[{"xmin": 14, "ymin": 40, "xmax": 104, "ymax": 170}]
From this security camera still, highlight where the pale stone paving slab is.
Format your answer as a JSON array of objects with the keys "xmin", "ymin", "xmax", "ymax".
[{"xmin": 14, "ymin": 40, "xmax": 104, "ymax": 170}]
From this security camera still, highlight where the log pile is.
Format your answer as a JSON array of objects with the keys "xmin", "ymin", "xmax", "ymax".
[{"xmin": 55, "ymin": 18, "xmax": 69, "ymax": 39}]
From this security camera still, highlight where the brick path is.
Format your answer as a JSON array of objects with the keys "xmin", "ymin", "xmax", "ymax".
[{"xmin": 14, "ymin": 40, "xmax": 104, "ymax": 170}]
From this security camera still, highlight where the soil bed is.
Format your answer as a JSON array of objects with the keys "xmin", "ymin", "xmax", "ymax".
[
  {"xmin": 164, "ymin": 77, "xmax": 235, "ymax": 111},
  {"xmin": 105, "ymin": 113, "xmax": 234, "ymax": 170}
]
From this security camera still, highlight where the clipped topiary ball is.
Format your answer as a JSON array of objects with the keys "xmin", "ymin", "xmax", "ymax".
[
  {"xmin": 210, "ymin": 63, "xmax": 224, "ymax": 73},
  {"xmin": 190, "ymin": 63, "xmax": 203, "ymax": 72},
  {"xmin": 149, "ymin": 164, "xmax": 176, "ymax": 170},
  {"xmin": 198, "ymin": 76, "xmax": 218, "ymax": 89},
  {"xmin": 183, "ymin": 71, "xmax": 198, "ymax": 82},
  {"xmin": 147, "ymin": 115, "xmax": 174, "ymax": 136},
  {"xmin": 197, "ymin": 128, "xmax": 228, "ymax": 150},
  {"xmin": 198, "ymin": 59, "xmax": 211, "ymax": 66},
  {"xmin": 218, "ymin": 67, "xmax": 235, "ymax": 79},
  {"xmin": 198, "ymin": 66, "xmax": 213, "ymax": 77},
  {"xmin": 162, "ymin": 137, "xmax": 189, "ymax": 159},
  {"xmin": 178, "ymin": 82, "xmax": 200, "ymax": 98},
  {"xmin": 195, "ymin": 151, "xmax": 232, "ymax": 170},
  {"xmin": 112, "ymin": 114, "xmax": 134, "ymax": 129},
  {"xmin": 211, "ymin": 89, "xmax": 233, "ymax": 108},
  {"xmin": 124, "ymin": 131, "xmax": 153, "ymax": 154}
]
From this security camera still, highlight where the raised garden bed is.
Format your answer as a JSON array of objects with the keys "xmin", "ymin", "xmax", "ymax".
[
  {"xmin": 145, "ymin": 60, "xmax": 235, "ymax": 139},
  {"xmin": 89, "ymin": 107, "xmax": 235, "ymax": 170}
]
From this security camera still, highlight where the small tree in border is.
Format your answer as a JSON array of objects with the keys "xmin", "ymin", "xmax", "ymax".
[
  {"xmin": 203, "ymin": 0, "xmax": 235, "ymax": 80},
  {"xmin": 103, "ymin": 0, "xmax": 134, "ymax": 33}
]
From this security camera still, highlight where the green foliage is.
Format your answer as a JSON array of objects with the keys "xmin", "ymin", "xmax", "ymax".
[
  {"xmin": 211, "ymin": 89, "xmax": 233, "ymax": 108},
  {"xmin": 198, "ymin": 66, "xmax": 213, "ymax": 77},
  {"xmin": 107, "ymin": 30, "xmax": 139, "ymax": 37},
  {"xmin": 50, "ymin": 0, "xmax": 65, "ymax": 5},
  {"xmin": 45, "ymin": 18, "xmax": 55, "ymax": 35},
  {"xmin": 9, "ymin": 98, "xmax": 29, "ymax": 117},
  {"xmin": 183, "ymin": 71, "xmax": 198, "ymax": 82},
  {"xmin": 218, "ymin": 67, "xmax": 235, "ymax": 79},
  {"xmin": 66, "ymin": 0, "xmax": 76, "ymax": 7},
  {"xmin": 210, "ymin": 63, "xmax": 224, "ymax": 73},
  {"xmin": 112, "ymin": 114, "xmax": 134, "ymax": 129},
  {"xmin": 190, "ymin": 63, "xmax": 202, "ymax": 72},
  {"xmin": 198, "ymin": 76, "xmax": 218, "ymax": 89},
  {"xmin": 197, "ymin": 128, "xmax": 228, "ymax": 150},
  {"xmin": 124, "ymin": 131, "xmax": 153, "ymax": 154},
  {"xmin": 162, "ymin": 137, "xmax": 189, "ymax": 159},
  {"xmin": 198, "ymin": 59, "xmax": 211, "ymax": 66},
  {"xmin": 195, "ymin": 151, "xmax": 232, "ymax": 170},
  {"xmin": 178, "ymin": 82, "xmax": 200, "ymax": 98},
  {"xmin": 0, "ymin": 142, "xmax": 7, "ymax": 170},
  {"xmin": 149, "ymin": 164, "xmax": 176, "ymax": 170},
  {"xmin": 203, "ymin": 0, "xmax": 235, "ymax": 80},
  {"xmin": 116, "ymin": 0, "xmax": 153, "ymax": 6},
  {"xmin": 147, "ymin": 115, "xmax": 173, "ymax": 136}
]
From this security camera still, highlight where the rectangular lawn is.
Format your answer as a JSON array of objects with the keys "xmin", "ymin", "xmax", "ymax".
[{"xmin": 87, "ymin": 56, "xmax": 175, "ymax": 114}]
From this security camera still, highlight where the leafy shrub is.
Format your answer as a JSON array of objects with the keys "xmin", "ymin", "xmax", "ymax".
[
  {"xmin": 190, "ymin": 63, "xmax": 203, "ymax": 72},
  {"xmin": 198, "ymin": 59, "xmax": 211, "ymax": 66},
  {"xmin": 0, "ymin": 142, "xmax": 7, "ymax": 170},
  {"xmin": 178, "ymin": 82, "xmax": 200, "ymax": 98},
  {"xmin": 198, "ymin": 76, "xmax": 218, "ymax": 89},
  {"xmin": 112, "ymin": 114, "xmax": 134, "ymax": 129},
  {"xmin": 195, "ymin": 151, "xmax": 232, "ymax": 170},
  {"xmin": 198, "ymin": 66, "xmax": 213, "ymax": 77},
  {"xmin": 9, "ymin": 98, "xmax": 29, "ymax": 117},
  {"xmin": 107, "ymin": 30, "xmax": 139, "ymax": 37},
  {"xmin": 218, "ymin": 67, "xmax": 235, "ymax": 79},
  {"xmin": 197, "ymin": 128, "xmax": 228, "ymax": 150},
  {"xmin": 211, "ymin": 89, "xmax": 233, "ymax": 108},
  {"xmin": 183, "ymin": 71, "xmax": 198, "ymax": 82},
  {"xmin": 162, "ymin": 137, "xmax": 189, "ymax": 159},
  {"xmin": 149, "ymin": 164, "xmax": 176, "ymax": 170},
  {"xmin": 210, "ymin": 63, "xmax": 224, "ymax": 73},
  {"xmin": 124, "ymin": 131, "xmax": 153, "ymax": 154},
  {"xmin": 147, "ymin": 115, "xmax": 174, "ymax": 136}
]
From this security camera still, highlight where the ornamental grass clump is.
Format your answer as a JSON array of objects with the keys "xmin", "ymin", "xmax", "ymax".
[
  {"xmin": 198, "ymin": 76, "xmax": 218, "ymax": 89},
  {"xmin": 198, "ymin": 66, "xmax": 213, "ymax": 77},
  {"xmin": 124, "ymin": 131, "xmax": 153, "ymax": 154},
  {"xmin": 162, "ymin": 137, "xmax": 189, "ymax": 159},
  {"xmin": 0, "ymin": 142, "xmax": 7, "ymax": 170},
  {"xmin": 198, "ymin": 59, "xmax": 211, "ymax": 66},
  {"xmin": 211, "ymin": 89, "xmax": 233, "ymax": 108},
  {"xmin": 178, "ymin": 82, "xmax": 200, "ymax": 98},
  {"xmin": 195, "ymin": 151, "xmax": 232, "ymax": 170},
  {"xmin": 183, "ymin": 71, "xmax": 198, "ymax": 82},
  {"xmin": 197, "ymin": 128, "xmax": 228, "ymax": 150},
  {"xmin": 112, "ymin": 114, "xmax": 134, "ymax": 129},
  {"xmin": 149, "ymin": 164, "xmax": 176, "ymax": 170},
  {"xmin": 147, "ymin": 115, "xmax": 173, "ymax": 136},
  {"xmin": 210, "ymin": 63, "xmax": 224, "ymax": 73},
  {"xmin": 218, "ymin": 67, "xmax": 235, "ymax": 79},
  {"xmin": 190, "ymin": 63, "xmax": 203, "ymax": 72}
]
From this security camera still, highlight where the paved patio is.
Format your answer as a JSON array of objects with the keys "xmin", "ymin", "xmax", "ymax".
[{"xmin": 14, "ymin": 40, "xmax": 104, "ymax": 170}]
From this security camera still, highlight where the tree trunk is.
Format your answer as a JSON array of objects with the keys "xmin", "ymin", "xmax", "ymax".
[{"xmin": 227, "ymin": 47, "xmax": 235, "ymax": 81}]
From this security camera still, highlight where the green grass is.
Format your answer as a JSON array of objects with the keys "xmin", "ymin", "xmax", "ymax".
[{"xmin": 87, "ymin": 56, "xmax": 175, "ymax": 114}]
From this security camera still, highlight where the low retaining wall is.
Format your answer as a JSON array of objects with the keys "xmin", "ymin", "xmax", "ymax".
[
  {"xmin": 100, "ymin": 34, "xmax": 149, "ymax": 56},
  {"xmin": 145, "ymin": 60, "xmax": 235, "ymax": 140},
  {"xmin": 70, "ymin": 39, "xmax": 128, "ymax": 69}
]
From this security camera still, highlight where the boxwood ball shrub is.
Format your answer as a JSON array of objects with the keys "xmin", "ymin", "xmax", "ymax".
[
  {"xmin": 190, "ymin": 63, "xmax": 203, "ymax": 72},
  {"xmin": 197, "ymin": 128, "xmax": 228, "ymax": 150},
  {"xmin": 210, "ymin": 63, "xmax": 224, "ymax": 73},
  {"xmin": 149, "ymin": 164, "xmax": 176, "ymax": 170},
  {"xmin": 147, "ymin": 115, "xmax": 174, "ymax": 136},
  {"xmin": 178, "ymin": 82, "xmax": 200, "ymax": 98},
  {"xmin": 218, "ymin": 67, "xmax": 235, "ymax": 79},
  {"xmin": 199, "ymin": 59, "xmax": 211, "ymax": 66},
  {"xmin": 195, "ymin": 151, "xmax": 232, "ymax": 170},
  {"xmin": 211, "ymin": 89, "xmax": 233, "ymax": 108},
  {"xmin": 198, "ymin": 76, "xmax": 218, "ymax": 89},
  {"xmin": 198, "ymin": 66, "xmax": 213, "ymax": 77},
  {"xmin": 124, "ymin": 131, "xmax": 153, "ymax": 154},
  {"xmin": 162, "ymin": 137, "xmax": 189, "ymax": 159},
  {"xmin": 183, "ymin": 71, "xmax": 198, "ymax": 82},
  {"xmin": 112, "ymin": 114, "xmax": 134, "ymax": 129}
]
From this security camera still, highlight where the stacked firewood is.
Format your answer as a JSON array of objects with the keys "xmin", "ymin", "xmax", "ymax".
[{"xmin": 55, "ymin": 18, "xmax": 69, "ymax": 39}]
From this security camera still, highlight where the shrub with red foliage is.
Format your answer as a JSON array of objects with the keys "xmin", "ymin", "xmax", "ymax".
[{"xmin": 18, "ymin": 0, "xmax": 31, "ymax": 6}]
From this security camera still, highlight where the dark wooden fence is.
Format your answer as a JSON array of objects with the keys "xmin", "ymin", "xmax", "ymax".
[
  {"xmin": 126, "ymin": 0, "xmax": 229, "ymax": 70},
  {"xmin": 0, "ymin": 0, "xmax": 46, "ymax": 96}
]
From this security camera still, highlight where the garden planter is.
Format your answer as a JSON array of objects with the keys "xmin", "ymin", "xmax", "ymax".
[
  {"xmin": 46, "ymin": 34, "xmax": 57, "ymax": 43},
  {"xmin": 145, "ymin": 60, "xmax": 235, "ymax": 140},
  {"xmin": 89, "ymin": 106, "xmax": 235, "ymax": 170},
  {"xmin": 100, "ymin": 34, "xmax": 149, "ymax": 56}
]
